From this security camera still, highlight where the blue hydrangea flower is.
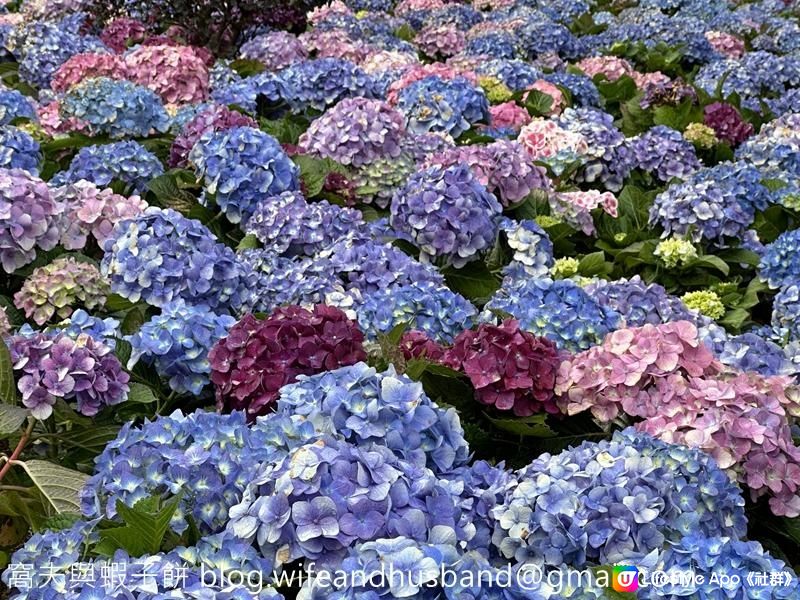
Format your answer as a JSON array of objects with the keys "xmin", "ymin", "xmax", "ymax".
[
  {"xmin": 465, "ymin": 33, "xmax": 518, "ymax": 59},
  {"xmin": 81, "ymin": 409, "xmax": 317, "ymax": 535},
  {"xmin": 279, "ymin": 58, "xmax": 375, "ymax": 111},
  {"xmin": 396, "ymin": 76, "xmax": 489, "ymax": 138},
  {"xmin": 0, "ymin": 88, "xmax": 37, "ymax": 125},
  {"xmin": 773, "ymin": 284, "xmax": 800, "ymax": 342},
  {"xmin": 390, "ymin": 163, "xmax": 501, "ymax": 268},
  {"xmin": 759, "ymin": 229, "xmax": 800, "ymax": 289},
  {"xmin": 60, "ymin": 77, "xmax": 170, "ymax": 139},
  {"xmin": 188, "ymin": 126, "xmax": 300, "ymax": 224},
  {"xmin": 485, "ymin": 274, "xmax": 622, "ymax": 351},
  {"xmin": 128, "ymin": 301, "xmax": 237, "ymax": 395},
  {"xmin": 101, "ymin": 207, "xmax": 252, "ymax": 312},
  {"xmin": 0, "ymin": 126, "xmax": 41, "ymax": 173},
  {"xmin": 424, "ymin": 4, "xmax": 483, "ymax": 30},
  {"xmin": 211, "ymin": 72, "xmax": 290, "ymax": 114},
  {"xmin": 498, "ymin": 217, "xmax": 554, "ymax": 277},
  {"xmin": 51, "ymin": 309, "xmax": 120, "ymax": 348},
  {"xmin": 544, "ymin": 71, "xmax": 601, "ymax": 107},
  {"xmin": 352, "ymin": 280, "xmax": 476, "ymax": 343},
  {"xmin": 476, "ymin": 59, "xmax": 541, "ymax": 91},
  {"xmin": 517, "ymin": 17, "xmax": 584, "ymax": 59},
  {"xmin": 700, "ymin": 323, "xmax": 797, "ymax": 377},
  {"xmin": 51, "ymin": 141, "xmax": 164, "ymax": 193},
  {"xmin": 629, "ymin": 125, "xmax": 700, "ymax": 183},
  {"xmin": 277, "ymin": 363, "xmax": 470, "ymax": 472},
  {"xmin": 649, "ymin": 161, "xmax": 772, "ymax": 245}
]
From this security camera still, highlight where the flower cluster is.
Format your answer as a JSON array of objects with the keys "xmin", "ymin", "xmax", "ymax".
[
  {"xmin": 485, "ymin": 275, "xmax": 622, "ymax": 351},
  {"xmin": 681, "ymin": 289, "xmax": 725, "ymax": 320},
  {"xmin": 99, "ymin": 17, "xmax": 147, "ymax": 53},
  {"xmin": 101, "ymin": 207, "xmax": 250, "ymax": 312},
  {"xmin": 14, "ymin": 257, "xmax": 108, "ymax": 325},
  {"xmin": 499, "ymin": 218, "xmax": 554, "ymax": 277},
  {"xmin": 9, "ymin": 330, "xmax": 129, "ymax": 419},
  {"xmin": 52, "ymin": 141, "xmax": 164, "ymax": 193},
  {"xmin": 0, "ymin": 126, "xmax": 40, "ymax": 173},
  {"xmin": 442, "ymin": 319, "xmax": 562, "ymax": 416},
  {"xmin": 188, "ymin": 126, "xmax": 300, "ymax": 224},
  {"xmin": 50, "ymin": 52, "xmax": 127, "ymax": 93},
  {"xmin": 209, "ymin": 306, "xmax": 367, "ymax": 417},
  {"xmin": 299, "ymin": 97, "xmax": 405, "ymax": 167},
  {"xmin": 549, "ymin": 190, "xmax": 618, "ymax": 236},
  {"xmin": 654, "ymin": 237, "xmax": 698, "ymax": 268},
  {"xmin": 169, "ymin": 104, "xmax": 256, "ymax": 167},
  {"xmin": 124, "ymin": 44, "xmax": 210, "ymax": 104},
  {"xmin": 281, "ymin": 58, "xmax": 375, "ymax": 111},
  {"xmin": 629, "ymin": 125, "xmax": 701, "ymax": 183},
  {"xmin": 760, "ymin": 229, "xmax": 800, "ymax": 289},
  {"xmin": 0, "ymin": 168, "xmax": 62, "ymax": 273},
  {"xmin": 0, "ymin": 88, "xmax": 37, "ymax": 125},
  {"xmin": 239, "ymin": 31, "xmax": 307, "ymax": 71},
  {"xmin": 773, "ymin": 284, "xmax": 800, "ymax": 343},
  {"xmin": 390, "ymin": 163, "xmax": 501, "ymax": 267},
  {"xmin": 276, "ymin": 362, "xmax": 469, "ymax": 471},
  {"xmin": 703, "ymin": 102, "xmax": 753, "ymax": 146}
]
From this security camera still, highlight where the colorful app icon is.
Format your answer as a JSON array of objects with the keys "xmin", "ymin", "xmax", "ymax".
[{"xmin": 612, "ymin": 566, "xmax": 639, "ymax": 593}]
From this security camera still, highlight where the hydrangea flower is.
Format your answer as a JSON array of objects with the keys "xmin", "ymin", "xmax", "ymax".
[
  {"xmin": 211, "ymin": 71, "xmax": 290, "ymax": 114},
  {"xmin": 395, "ymin": 75, "xmax": 489, "ymax": 138},
  {"xmin": 681, "ymin": 289, "xmax": 725, "ymax": 320},
  {"xmin": 188, "ymin": 126, "xmax": 300, "ymax": 224},
  {"xmin": 702, "ymin": 325, "xmax": 796, "ymax": 377},
  {"xmin": 773, "ymin": 284, "xmax": 800, "ymax": 342},
  {"xmin": 352, "ymin": 152, "xmax": 417, "ymax": 208},
  {"xmin": 0, "ymin": 168, "xmax": 62, "ymax": 273},
  {"xmin": 51, "ymin": 141, "xmax": 164, "ymax": 193},
  {"xmin": 492, "ymin": 428, "xmax": 746, "ymax": 566},
  {"xmin": 703, "ymin": 101, "xmax": 754, "ymax": 146},
  {"xmin": 101, "ymin": 207, "xmax": 251, "ymax": 312},
  {"xmin": 280, "ymin": 58, "xmax": 375, "ymax": 111},
  {"xmin": 517, "ymin": 118, "xmax": 589, "ymax": 173},
  {"xmin": 0, "ymin": 88, "xmax": 37, "ymax": 125},
  {"xmin": 549, "ymin": 190, "xmax": 618, "ymax": 236},
  {"xmin": 759, "ymin": 229, "xmax": 800, "ymax": 289},
  {"xmin": 14, "ymin": 257, "xmax": 108, "ymax": 326},
  {"xmin": 415, "ymin": 24, "xmax": 466, "ymax": 57},
  {"xmin": 239, "ymin": 31, "xmax": 307, "ymax": 71},
  {"xmin": 654, "ymin": 237, "xmax": 698, "ymax": 268},
  {"xmin": 169, "ymin": 104, "xmax": 256, "ymax": 168},
  {"xmin": 277, "ymin": 362, "xmax": 469, "ymax": 472},
  {"xmin": 50, "ymin": 52, "xmax": 128, "ymax": 93},
  {"xmin": 99, "ymin": 17, "xmax": 147, "ymax": 53},
  {"xmin": 351, "ymin": 280, "xmax": 476, "ymax": 343},
  {"xmin": 498, "ymin": 217, "xmax": 554, "ymax": 277},
  {"xmin": 82, "ymin": 409, "xmax": 316, "ymax": 535},
  {"xmin": 443, "ymin": 319, "xmax": 562, "ymax": 416},
  {"xmin": 487, "ymin": 101, "xmax": 531, "ymax": 132},
  {"xmin": 629, "ymin": 125, "xmax": 701, "ymax": 183},
  {"xmin": 210, "ymin": 306, "xmax": 367, "ymax": 417},
  {"xmin": 52, "ymin": 309, "xmax": 120, "ymax": 348},
  {"xmin": 128, "ymin": 301, "xmax": 236, "ymax": 395},
  {"xmin": 60, "ymin": 77, "xmax": 170, "ymax": 138},
  {"xmin": 683, "ymin": 122, "xmax": 718, "ymax": 148},
  {"xmin": 298, "ymin": 97, "xmax": 405, "ymax": 167},
  {"xmin": 0, "ymin": 126, "xmax": 40, "ymax": 173},
  {"xmin": 124, "ymin": 44, "xmax": 210, "ymax": 104},
  {"xmin": 485, "ymin": 275, "xmax": 622, "ymax": 351},
  {"xmin": 390, "ymin": 163, "xmax": 501, "ymax": 268},
  {"xmin": 9, "ymin": 331, "xmax": 129, "ymax": 419}
]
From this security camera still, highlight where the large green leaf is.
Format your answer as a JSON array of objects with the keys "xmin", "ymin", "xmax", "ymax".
[
  {"xmin": 127, "ymin": 383, "xmax": 158, "ymax": 404},
  {"xmin": 96, "ymin": 494, "xmax": 183, "ymax": 557},
  {"xmin": 486, "ymin": 414, "xmax": 556, "ymax": 438},
  {"xmin": 0, "ymin": 336, "xmax": 17, "ymax": 404},
  {"xmin": 293, "ymin": 155, "xmax": 349, "ymax": 197},
  {"xmin": 0, "ymin": 405, "xmax": 29, "ymax": 436},
  {"xmin": 16, "ymin": 460, "xmax": 88, "ymax": 514},
  {"xmin": 443, "ymin": 262, "xmax": 501, "ymax": 302}
]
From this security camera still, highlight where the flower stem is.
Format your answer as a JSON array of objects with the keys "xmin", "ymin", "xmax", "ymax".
[{"xmin": 0, "ymin": 419, "xmax": 35, "ymax": 483}]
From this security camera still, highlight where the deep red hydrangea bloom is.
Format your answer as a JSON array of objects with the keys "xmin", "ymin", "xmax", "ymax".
[
  {"xmin": 703, "ymin": 102, "xmax": 754, "ymax": 146},
  {"xmin": 209, "ymin": 305, "xmax": 367, "ymax": 418},
  {"xmin": 399, "ymin": 330, "xmax": 446, "ymax": 362},
  {"xmin": 443, "ymin": 319, "xmax": 562, "ymax": 416}
]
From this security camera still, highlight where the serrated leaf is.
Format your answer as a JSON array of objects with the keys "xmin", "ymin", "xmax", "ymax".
[
  {"xmin": 237, "ymin": 233, "xmax": 260, "ymax": 250},
  {"xmin": 486, "ymin": 414, "xmax": 556, "ymax": 437},
  {"xmin": 0, "ymin": 336, "xmax": 17, "ymax": 404},
  {"xmin": 16, "ymin": 460, "xmax": 88, "ymax": 514},
  {"xmin": 443, "ymin": 262, "xmax": 501, "ymax": 302},
  {"xmin": 0, "ymin": 405, "xmax": 28, "ymax": 435},
  {"xmin": 98, "ymin": 494, "xmax": 183, "ymax": 557},
  {"xmin": 114, "ymin": 338, "xmax": 132, "ymax": 367},
  {"xmin": 127, "ymin": 383, "xmax": 158, "ymax": 404},
  {"xmin": 578, "ymin": 251, "xmax": 611, "ymax": 277},
  {"xmin": 522, "ymin": 89, "xmax": 553, "ymax": 117},
  {"xmin": 689, "ymin": 255, "xmax": 730, "ymax": 276},
  {"xmin": 105, "ymin": 294, "xmax": 137, "ymax": 313}
]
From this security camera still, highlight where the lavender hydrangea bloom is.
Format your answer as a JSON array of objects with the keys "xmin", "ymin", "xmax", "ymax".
[
  {"xmin": 0, "ymin": 126, "xmax": 41, "ymax": 173},
  {"xmin": 239, "ymin": 31, "xmax": 307, "ymax": 71},
  {"xmin": 188, "ymin": 126, "xmax": 300, "ymax": 224},
  {"xmin": 101, "ymin": 207, "xmax": 252, "ymax": 312},
  {"xmin": 81, "ymin": 409, "xmax": 316, "ymax": 535},
  {"xmin": 128, "ymin": 301, "xmax": 237, "ymax": 395},
  {"xmin": 352, "ymin": 280, "xmax": 476, "ymax": 342},
  {"xmin": 299, "ymin": 97, "xmax": 405, "ymax": 167},
  {"xmin": 51, "ymin": 141, "xmax": 164, "ymax": 193},
  {"xmin": 277, "ymin": 363, "xmax": 470, "ymax": 472},
  {"xmin": 0, "ymin": 168, "xmax": 62, "ymax": 273},
  {"xmin": 0, "ymin": 88, "xmax": 37, "ymax": 125},
  {"xmin": 585, "ymin": 276, "xmax": 700, "ymax": 327},
  {"xmin": 9, "ymin": 331, "xmax": 129, "ymax": 420},
  {"xmin": 485, "ymin": 274, "xmax": 622, "ymax": 351},
  {"xmin": 169, "ymin": 103, "xmax": 256, "ymax": 167},
  {"xmin": 629, "ymin": 125, "xmax": 701, "ymax": 183},
  {"xmin": 390, "ymin": 164, "xmax": 501, "ymax": 267},
  {"xmin": 280, "ymin": 58, "xmax": 376, "ymax": 111},
  {"xmin": 245, "ymin": 192, "xmax": 366, "ymax": 257},
  {"xmin": 396, "ymin": 76, "xmax": 489, "ymax": 138},
  {"xmin": 649, "ymin": 161, "xmax": 772, "ymax": 245},
  {"xmin": 701, "ymin": 325, "xmax": 797, "ymax": 377},
  {"xmin": 60, "ymin": 77, "xmax": 170, "ymax": 139},
  {"xmin": 759, "ymin": 229, "xmax": 800, "ymax": 289}
]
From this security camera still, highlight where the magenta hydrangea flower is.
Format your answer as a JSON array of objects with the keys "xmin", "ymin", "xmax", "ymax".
[
  {"xmin": 169, "ymin": 104, "xmax": 256, "ymax": 167},
  {"xmin": 100, "ymin": 17, "xmax": 147, "ymax": 53},
  {"xmin": 50, "ymin": 52, "xmax": 129, "ymax": 94},
  {"xmin": 299, "ymin": 97, "xmax": 405, "ymax": 167},
  {"xmin": 703, "ymin": 102, "xmax": 754, "ymax": 146},
  {"xmin": 239, "ymin": 31, "xmax": 307, "ymax": 71},
  {"xmin": 443, "ymin": 319, "xmax": 563, "ymax": 416},
  {"xmin": 209, "ymin": 305, "xmax": 367, "ymax": 418},
  {"xmin": 14, "ymin": 257, "xmax": 109, "ymax": 325},
  {"xmin": 54, "ymin": 180, "xmax": 148, "ymax": 249},
  {"xmin": 0, "ymin": 168, "xmax": 63, "ymax": 273},
  {"xmin": 124, "ymin": 44, "xmax": 209, "ymax": 104}
]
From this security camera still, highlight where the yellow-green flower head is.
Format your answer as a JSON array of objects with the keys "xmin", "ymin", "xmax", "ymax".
[
  {"xmin": 683, "ymin": 123, "xmax": 718, "ymax": 149},
  {"xmin": 654, "ymin": 237, "xmax": 698, "ymax": 268},
  {"xmin": 478, "ymin": 76, "xmax": 513, "ymax": 103},
  {"xmin": 535, "ymin": 214, "xmax": 563, "ymax": 228},
  {"xmin": 551, "ymin": 257, "xmax": 580, "ymax": 279},
  {"xmin": 682, "ymin": 290, "xmax": 725, "ymax": 320}
]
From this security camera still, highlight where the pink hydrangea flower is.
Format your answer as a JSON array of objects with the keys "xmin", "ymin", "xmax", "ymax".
[
  {"xmin": 50, "ymin": 53, "xmax": 128, "ymax": 93},
  {"xmin": 488, "ymin": 101, "xmax": 531, "ymax": 131},
  {"xmin": 550, "ymin": 190, "xmax": 618, "ymax": 235},
  {"xmin": 307, "ymin": 0, "xmax": 352, "ymax": 24},
  {"xmin": 415, "ymin": 25, "xmax": 466, "ymax": 58},
  {"xmin": 517, "ymin": 118, "xmax": 589, "ymax": 160},
  {"xmin": 576, "ymin": 55, "xmax": 636, "ymax": 81},
  {"xmin": 100, "ymin": 17, "xmax": 147, "ymax": 53},
  {"xmin": 37, "ymin": 101, "xmax": 88, "ymax": 136},
  {"xmin": 395, "ymin": 0, "xmax": 445, "ymax": 15},
  {"xmin": 124, "ymin": 44, "xmax": 209, "ymax": 104},
  {"xmin": 299, "ymin": 29, "xmax": 370, "ymax": 63},
  {"xmin": 705, "ymin": 31, "xmax": 745, "ymax": 59},
  {"xmin": 360, "ymin": 50, "xmax": 419, "ymax": 74}
]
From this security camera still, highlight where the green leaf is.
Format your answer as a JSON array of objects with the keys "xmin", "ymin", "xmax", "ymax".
[
  {"xmin": 147, "ymin": 171, "xmax": 198, "ymax": 213},
  {"xmin": 443, "ymin": 262, "xmax": 501, "ymax": 302},
  {"xmin": 105, "ymin": 294, "xmax": 137, "ymax": 313},
  {"xmin": 0, "ymin": 405, "xmax": 28, "ymax": 435},
  {"xmin": 688, "ymin": 255, "xmax": 730, "ymax": 276},
  {"xmin": 260, "ymin": 115, "xmax": 308, "ymax": 145},
  {"xmin": 97, "ymin": 494, "xmax": 183, "ymax": 557},
  {"xmin": 114, "ymin": 338, "xmax": 132, "ymax": 367},
  {"xmin": 522, "ymin": 89, "xmax": 554, "ymax": 117},
  {"xmin": 394, "ymin": 24, "xmax": 415, "ymax": 42},
  {"xmin": 16, "ymin": 460, "xmax": 88, "ymax": 514},
  {"xmin": 41, "ymin": 512, "xmax": 82, "ymax": 532},
  {"xmin": 486, "ymin": 414, "xmax": 556, "ymax": 438},
  {"xmin": 717, "ymin": 248, "xmax": 761, "ymax": 267},
  {"xmin": 578, "ymin": 251, "xmax": 612, "ymax": 277},
  {"xmin": 237, "ymin": 233, "xmax": 260, "ymax": 250},
  {"xmin": 127, "ymin": 383, "xmax": 158, "ymax": 404},
  {"xmin": 229, "ymin": 59, "xmax": 265, "ymax": 77},
  {"xmin": 293, "ymin": 155, "xmax": 349, "ymax": 197},
  {"xmin": 121, "ymin": 305, "xmax": 147, "ymax": 336},
  {"xmin": 0, "ymin": 336, "xmax": 17, "ymax": 404},
  {"xmin": 719, "ymin": 307, "xmax": 749, "ymax": 330}
]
